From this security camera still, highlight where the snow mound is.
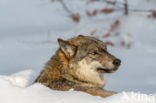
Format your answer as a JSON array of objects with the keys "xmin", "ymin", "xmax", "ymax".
[{"xmin": 0, "ymin": 70, "xmax": 155, "ymax": 103}]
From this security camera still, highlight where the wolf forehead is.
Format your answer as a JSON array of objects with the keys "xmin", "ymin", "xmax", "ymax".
[{"xmin": 66, "ymin": 35, "xmax": 107, "ymax": 49}]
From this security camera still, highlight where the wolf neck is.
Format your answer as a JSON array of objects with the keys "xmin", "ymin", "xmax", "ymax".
[
  {"xmin": 45, "ymin": 50, "xmax": 67, "ymax": 79},
  {"xmin": 47, "ymin": 50, "xmax": 104, "ymax": 89}
]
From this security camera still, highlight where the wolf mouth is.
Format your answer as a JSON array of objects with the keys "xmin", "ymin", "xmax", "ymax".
[{"xmin": 96, "ymin": 68, "xmax": 118, "ymax": 73}]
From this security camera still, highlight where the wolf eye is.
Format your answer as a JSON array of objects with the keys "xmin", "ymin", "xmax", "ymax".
[
  {"xmin": 92, "ymin": 50, "xmax": 98, "ymax": 55},
  {"xmin": 101, "ymin": 49, "xmax": 105, "ymax": 52}
]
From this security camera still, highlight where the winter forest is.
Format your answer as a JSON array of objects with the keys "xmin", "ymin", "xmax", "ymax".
[{"xmin": 0, "ymin": 0, "xmax": 156, "ymax": 103}]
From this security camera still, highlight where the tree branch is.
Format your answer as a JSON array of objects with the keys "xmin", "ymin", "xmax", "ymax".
[
  {"xmin": 124, "ymin": 0, "xmax": 128, "ymax": 15},
  {"xmin": 58, "ymin": 0, "xmax": 73, "ymax": 14}
]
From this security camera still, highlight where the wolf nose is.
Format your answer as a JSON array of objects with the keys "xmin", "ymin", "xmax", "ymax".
[{"xmin": 113, "ymin": 59, "xmax": 121, "ymax": 66}]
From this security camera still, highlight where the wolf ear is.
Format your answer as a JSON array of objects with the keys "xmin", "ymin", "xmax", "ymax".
[{"xmin": 58, "ymin": 38, "xmax": 76, "ymax": 59}]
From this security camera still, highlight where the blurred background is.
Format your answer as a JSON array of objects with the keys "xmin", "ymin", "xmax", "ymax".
[{"xmin": 0, "ymin": 0, "xmax": 156, "ymax": 94}]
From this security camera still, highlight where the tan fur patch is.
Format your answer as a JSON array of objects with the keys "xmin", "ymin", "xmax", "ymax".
[
  {"xmin": 58, "ymin": 50, "xmax": 69, "ymax": 65},
  {"xmin": 75, "ymin": 59, "xmax": 105, "ymax": 87}
]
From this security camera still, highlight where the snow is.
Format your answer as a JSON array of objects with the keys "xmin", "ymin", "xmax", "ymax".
[
  {"xmin": 0, "ymin": 0, "xmax": 156, "ymax": 103},
  {"xmin": 0, "ymin": 70, "xmax": 155, "ymax": 103}
]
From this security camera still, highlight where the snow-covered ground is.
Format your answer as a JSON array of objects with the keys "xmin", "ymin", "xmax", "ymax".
[{"xmin": 0, "ymin": 0, "xmax": 156, "ymax": 103}]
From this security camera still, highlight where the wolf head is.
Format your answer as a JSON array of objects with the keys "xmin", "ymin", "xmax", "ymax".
[{"xmin": 58, "ymin": 35, "xmax": 121, "ymax": 87}]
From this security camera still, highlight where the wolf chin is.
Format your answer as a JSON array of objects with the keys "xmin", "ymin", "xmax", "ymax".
[{"xmin": 35, "ymin": 35, "xmax": 121, "ymax": 98}]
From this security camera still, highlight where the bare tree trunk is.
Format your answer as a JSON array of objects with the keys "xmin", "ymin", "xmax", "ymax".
[{"xmin": 124, "ymin": 0, "xmax": 128, "ymax": 15}]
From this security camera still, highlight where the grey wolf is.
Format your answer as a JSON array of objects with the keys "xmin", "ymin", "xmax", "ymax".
[{"xmin": 35, "ymin": 35, "xmax": 121, "ymax": 98}]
